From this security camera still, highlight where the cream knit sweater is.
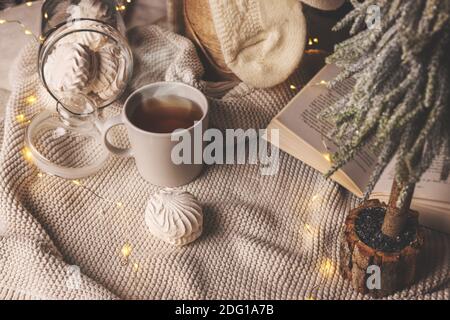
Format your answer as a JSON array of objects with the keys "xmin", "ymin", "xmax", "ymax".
[{"xmin": 0, "ymin": 26, "xmax": 448, "ymax": 300}]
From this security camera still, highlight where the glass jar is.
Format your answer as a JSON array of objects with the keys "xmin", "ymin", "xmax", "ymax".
[
  {"xmin": 25, "ymin": 93, "xmax": 110, "ymax": 179},
  {"xmin": 39, "ymin": 0, "xmax": 133, "ymax": 109}
]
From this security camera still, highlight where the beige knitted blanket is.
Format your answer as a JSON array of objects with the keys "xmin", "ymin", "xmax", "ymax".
[{"xmin": 0, "ymin": 26, "xmax": 448, "ymax": 300}]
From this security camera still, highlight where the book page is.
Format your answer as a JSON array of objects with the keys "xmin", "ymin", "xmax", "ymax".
[
  {"xmin": 372, "ymin": 156, "xmax": 450, "ymax": 233},
  {"xmin": 277, "ymin": 64, "xmax": 377, "ymax": 193},
  {"xmin": 374, "ymin": 156, "xmax": 450, "ymax": 204}
]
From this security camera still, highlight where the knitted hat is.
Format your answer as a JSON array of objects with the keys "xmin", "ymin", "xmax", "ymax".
[
  {"xmin": 207, "ymin": 0, "xmax": 345, "ymax": 88},
  {"xmin": 208, "ymin": 0, "xmax": 306, "ymax": 88}
]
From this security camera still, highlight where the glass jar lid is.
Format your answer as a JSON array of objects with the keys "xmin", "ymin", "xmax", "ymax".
[{"xmin": 25, "ymin": 94, "xmax": 109, "ymax": 179}]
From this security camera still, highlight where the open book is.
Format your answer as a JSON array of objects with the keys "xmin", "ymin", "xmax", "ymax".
[{"xmin": 266, "ymin": 64, "xmax": 450, "ymax": 234}]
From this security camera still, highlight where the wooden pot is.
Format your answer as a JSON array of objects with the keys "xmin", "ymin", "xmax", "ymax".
[{"xmin": 340, "ymin": 199, "xmax": 424, "ymax": 298}]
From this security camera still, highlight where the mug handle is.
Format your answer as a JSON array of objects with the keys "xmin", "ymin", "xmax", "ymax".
[{"xmin": 100, "ymin": 115, "xmax": 133, "ymax": 158}]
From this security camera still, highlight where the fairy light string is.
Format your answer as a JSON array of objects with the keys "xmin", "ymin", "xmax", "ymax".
[
  {"xmin": 0, "ymin": 1, "xmax": 45, "ymax": 44},
  {"xmin": 69, "ymin": 178, "xmax": 141, "ymax": 267},
  {"xmin": 300, "ymin": 172, "xmax": 339, "ymax": 300},
  {"xmin": 3, "ymin": 0, "xmax": 140, "ymax": 273},
  {"xmin": 306, "ymin": 77, "xmax": 339, "ymax": 300},
  {"xmin": 21, "ymin": 130, "xmax": 337, "ymax": 295},
  {"xmin": 289, "ymin": 36, "xmax": 326, "ymax": 92},
  {"xmin": 0, "ymin": 0, "xmax": 134, "ymax": 43},
  {"xmin": 7, "ymin": 9, "xmax": 336, "ymax": 293},
  {"xmin": 0, "ymin": 18, "xmax": 38, "ymax": 42},
  {"xmin": 21, "ymin": 140, "xmax": 138, "ymax": 268},
  {"xmin": 18, "ymin": 94, "xmax": 336, "ymax": 298}
]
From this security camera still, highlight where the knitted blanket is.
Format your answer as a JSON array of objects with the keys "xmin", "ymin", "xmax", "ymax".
[{"xmin": 0, "ymin": 26, "xmax": 448, "ymax": 300}]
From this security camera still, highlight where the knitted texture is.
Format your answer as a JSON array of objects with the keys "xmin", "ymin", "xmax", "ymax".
[
  {"xmin": 0, "ymin": 89, "xmax": 8, "ymax": 147},
  {"xmin": 208, "ymin": 0, "xmax": 306, "ymax": 88},
  {"xmin": 0, "ymin": 26, "xmax": 449, "ymax": 300}
]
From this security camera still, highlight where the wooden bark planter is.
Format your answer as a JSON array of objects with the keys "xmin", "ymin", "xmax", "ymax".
[{"xmin": 340, "ymin": 199, "xmax": 425, "ymax": 298}]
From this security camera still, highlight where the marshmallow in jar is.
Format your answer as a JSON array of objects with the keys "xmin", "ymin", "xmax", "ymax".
[{"xmin": 39, "ymin": 0, "xmax": 133, "ymax": 109}]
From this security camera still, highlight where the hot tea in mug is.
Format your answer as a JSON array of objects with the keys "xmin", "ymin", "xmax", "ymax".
[
  {"xmin": 127, "ymin": 95, "xmax": 204, "ymax": 134},
  {"xmin": 101, "ymin": 82, "xmax": 209, "ymax": 187}
]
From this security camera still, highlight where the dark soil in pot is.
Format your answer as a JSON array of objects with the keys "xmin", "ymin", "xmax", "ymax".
[{"xmin": 355, "ymin": 207, "xmax": 417, "ymax": 253}]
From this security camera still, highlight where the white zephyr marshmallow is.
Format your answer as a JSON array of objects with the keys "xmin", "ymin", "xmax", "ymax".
[
  {"xmin": 145, "ymin": 189, "xmax": 204, "ymax": 246},
  {"xmin": 65, "ymin": 0, "xmax": 115, "ymax": 50},
  {"xmin": 89, "ymin": 44, "xmax": 126, "ymax": 101},
  {"xmin": 44, "ymin": 42, "xmax": 97, "ymax": 92}
]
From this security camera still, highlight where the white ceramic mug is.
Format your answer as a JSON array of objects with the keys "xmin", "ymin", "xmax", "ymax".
[{"xmin": 101, "ymin": 82, "xmax": 209, "ymax": 187}]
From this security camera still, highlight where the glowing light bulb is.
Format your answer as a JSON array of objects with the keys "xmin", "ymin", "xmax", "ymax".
[
  {"xmin": 323, "ymin": 153, "xmax": 332, "ymax": 163},
  {"xmin": 22, "ymin": 147, "xmax": 33, "ymax": 162},
  {"xmin": 319, "ymin": 259, "xmax": 335, "ymax": 278},
  {"xmin": 26, "ymin": 2, "xmax": 33, "ymax": 7},
  {"xmin": 16, "ymin": 114, "xmax": 26, "ymax": 123},
  {"xmin": 26, "ymin": 95, "xmax": 37, "ymax": 104},
  {"xmin": 24, "ymin": 29, "xmax": 32, "ymax": 35},
  {"xmin": 0, "ymin": 20, "xmax": 6, "ymax": 25},
  {"xmin": 121, "ymin": 243, "xmax": 132, "ymax": 258}
]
